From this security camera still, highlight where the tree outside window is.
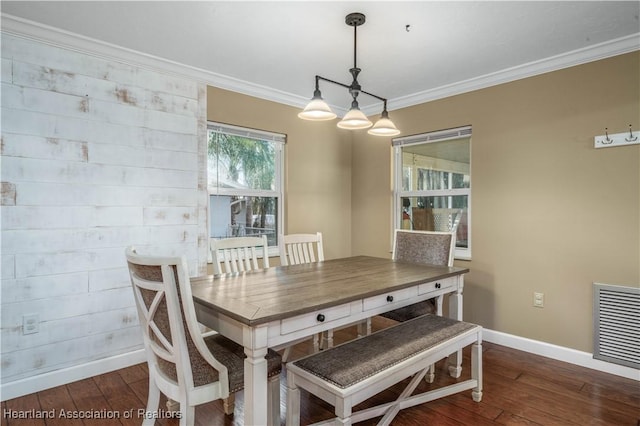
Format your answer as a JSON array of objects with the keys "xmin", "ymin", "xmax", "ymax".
[{"xmin": 207, "ymin": 123, "xmax": 284, "ymax": 249}]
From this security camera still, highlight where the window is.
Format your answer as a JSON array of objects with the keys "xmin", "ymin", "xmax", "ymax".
[
  {"xmin": 207, "ymin": 122, "xmax": 285, "ymax": 254},
  {"xmin": 393, "ymin": 126, "xmax": 471, "ymax": 259}
]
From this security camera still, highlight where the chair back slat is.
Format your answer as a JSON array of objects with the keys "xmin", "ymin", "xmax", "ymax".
[
  {"xmin": 210, "ymin": 236, "xmax": 270, "ymax": 274},
  {"xmin": 130, "ymin": 273, "xmax": 176, "ymax": 364},
  {"xmin": 126, "ymin": 247, "xmax": 230, "ymax": 393},
  {"xmin": 280, "ymin": 232, "xmax": 324, "ymax": 266}
]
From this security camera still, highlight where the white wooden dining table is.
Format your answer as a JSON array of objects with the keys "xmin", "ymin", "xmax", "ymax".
[{"xmin": 191, "ymin": 255, "xmax": 469, "ymax": 425}]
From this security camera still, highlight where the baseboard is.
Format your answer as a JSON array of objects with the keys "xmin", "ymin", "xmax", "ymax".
[
  {"xmin": 483, "ymin": 329, "xmax": 639, "ymax": 381},
  {"xmin": 2, "ymin": 331, "xmax": 637, "ymax": 401},
  {"xmin": 0, "ymin": 349, "xmax": 146, "ymax": 401}
]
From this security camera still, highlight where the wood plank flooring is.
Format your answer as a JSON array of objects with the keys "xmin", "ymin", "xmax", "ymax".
[{"xmin": 3, "ymin": 317, "xmax": 639, "ymax": 425}]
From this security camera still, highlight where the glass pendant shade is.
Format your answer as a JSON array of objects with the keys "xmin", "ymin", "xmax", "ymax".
[
  {"xmin": 337, "ymin": 107, "xmax": 372, "ymax": 130},
  {"xmin": 368, "ymin": 116, "xmax": 401, "ymax": 136},
  {"xmin": 298, "ymin": 97, "xmax": 337, "ymax": 121}
]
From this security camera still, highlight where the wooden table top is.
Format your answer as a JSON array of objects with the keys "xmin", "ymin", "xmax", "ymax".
[{"xmin": 191, "ymin": 255, "xmax": 469, "ymax": 326}]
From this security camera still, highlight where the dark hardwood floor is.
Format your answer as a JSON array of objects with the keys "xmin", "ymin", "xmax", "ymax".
[{"xmin": 3, "ymin": 317, "xmax": 639, "ymax": 425}]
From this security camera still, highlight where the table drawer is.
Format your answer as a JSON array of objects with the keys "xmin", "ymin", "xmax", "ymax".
[
  {"xmin": 363, "ymin": 286, "xmax": 419, "ymax": 312},
  {"xmin": 281, "ymin": 303, "xmax": 352, "ymax": 335},
  {"xmin": 418, "ymin": 277, "xmax": 456, "ymax": 296}
]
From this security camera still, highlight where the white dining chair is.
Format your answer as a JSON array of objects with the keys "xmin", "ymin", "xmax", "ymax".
[
  {"xmin": 125, "ymin": 247, "xmax": 281, "ymax": 426},
  {"xmin": 280, "ymin": 232, "xmax": 371, "ymax": 351},
  {"xmin": 279, "ymin": 232, "xmax": 325, "ymax": 266},
  {"xmin": 210, "ymin": 235, "xmax": 270, "ymax": 274},
  {"xmin": 277, "ymin": 233, "xmax": 325, "ymax": 361}
]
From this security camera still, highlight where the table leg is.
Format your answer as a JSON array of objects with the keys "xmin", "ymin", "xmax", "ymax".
[
  {"xmin": 447, "ymin": 278, "xmax": 464, "ymax": 377},
  {"xmin": 244, "ymin": 326, "xmax": 269, "ymax": 426}
]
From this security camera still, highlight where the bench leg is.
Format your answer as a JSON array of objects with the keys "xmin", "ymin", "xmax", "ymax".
[
  {"xmin": 335, "ymin": 397, "xmax": 353, "ymax": 426},
  {"xmin": 471, "ymin": 340, "xmax": 483, "ymax": 402},
  {"xmin": 286, "ymin": 371, "xmax": 301, "ymax": 426}
]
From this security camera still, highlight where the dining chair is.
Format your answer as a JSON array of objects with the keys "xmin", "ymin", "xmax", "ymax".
[
  {"xmin": 125, "ymin": 247, "xmax": 281, "ymax": 426},
  {"xmin": 381, "ymin": 229, "xmax": 457, "ymax": 322},
  {"xmin": 276, "ymin": 233, "xmax": 325, "ymax": 361},
  {"xmin": 280, "ymin": 232, "xmax": 371, "ymax": 351},
  {"xmin": 279, "ymin": 232, "xmax": 325, "ymax": 266},
  {"xmin": 378, "ymin": 229, "xmax": 456, "ymax": 384},
  {"xmin": 210, "ymin": 235, "xmax": 270, "ymax": 274}
]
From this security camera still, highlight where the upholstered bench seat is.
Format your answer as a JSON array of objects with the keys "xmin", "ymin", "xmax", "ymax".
[{"xmin": 285, "ymin": 314, "xmax": 482, "ymax": 426}]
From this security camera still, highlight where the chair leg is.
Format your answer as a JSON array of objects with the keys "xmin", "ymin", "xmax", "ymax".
[
  {"xmin": 313, "ymin": 333, "xmax": 321, "ymax": 352},
  {"xmin": 282, "ymin": 346, "xmax": 292, "ymax": 363},
  {"xmin": 435, "ymin": 295, "xmax": 444, "ymax": 315},
  {"xmin": 325, "ymin": 329, "xmax": 335, "ymax": 349},
  {"xmin": 424, "ymin": 363, "xmax": 436, "ymax": 384},
  {"xmin": 179, "ymin": 403, "xmax": 195, "ymax": 426},
  {"xmin": 268, "ymin": 375, "xmax": 281, "ymax": 426},
  {"xmin": 222, "ymin": 394, "xmax": 235, "ymax": 415},
  {"xmin": 356, "ymin": 319, "xmax": 371, "ymax": 338},
  {"xmin": 143, "ymin": 377, "xmax": 161, "ymax": 426},
  {"xmin": 471, "ymin": 340, "xmax": 483, "ymax": 402}
]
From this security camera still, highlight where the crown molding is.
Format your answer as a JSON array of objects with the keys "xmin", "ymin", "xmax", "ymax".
[
  {"xmin": 3, "ymin": 14, "xmax": 638, "ymax": 116},
  {"xmin": 0, "ymin": 14, "xmax": 310, "ymax": 109},
  {"xmin": 382, "ymin": 33, "xmax": 640, "ymax": 114}
]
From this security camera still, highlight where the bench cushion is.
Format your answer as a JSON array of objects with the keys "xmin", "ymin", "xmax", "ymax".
[{"xmin": 291, "ymin": 314, "xmax": 477, "ymax": 389}]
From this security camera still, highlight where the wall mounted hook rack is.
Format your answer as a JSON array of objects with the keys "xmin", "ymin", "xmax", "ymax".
[{"xmin": 594, "ymin": 125, "xmax": 639, "ymax": 148}]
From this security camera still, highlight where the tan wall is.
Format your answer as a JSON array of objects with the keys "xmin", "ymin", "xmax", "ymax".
[
  {"xmin": 351, "ymin": 52, "xmax": 640, "ymax": 352},
  {"xmin": 207, "ymin": 53, "xmax": 638, "ymax": 353},
  {"xmin": 206, "ymin": 87, "xmax": 353, "ymax": 261}
]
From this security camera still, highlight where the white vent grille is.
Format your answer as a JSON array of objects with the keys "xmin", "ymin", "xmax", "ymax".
[{"xmin": 593, "ymin": 283, "xmax": 640, "ymax": 369}]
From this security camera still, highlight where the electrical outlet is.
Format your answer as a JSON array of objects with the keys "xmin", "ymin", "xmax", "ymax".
[
  {"xmin": 23, "ymin": 314, "xmax": 39, "ymax": 335},
  {"xmin": 533, "ymin": 292, "xmax": 544, "ymax": 308}
]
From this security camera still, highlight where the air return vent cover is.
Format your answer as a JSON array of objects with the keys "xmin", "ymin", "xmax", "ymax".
[{"xmin": 593, "ymin": 283, "xmax": 639, "ymax": 369}]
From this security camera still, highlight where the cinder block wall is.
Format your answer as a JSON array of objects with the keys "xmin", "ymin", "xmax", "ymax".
[{"xmin": 1, "ymin": 34, "xmax": 207, "ymax": 393}]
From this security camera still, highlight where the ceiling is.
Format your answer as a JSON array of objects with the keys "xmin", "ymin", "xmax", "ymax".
[{"xmin": 2, "ymin": 1, "xmax": 639, "ymax": 115}]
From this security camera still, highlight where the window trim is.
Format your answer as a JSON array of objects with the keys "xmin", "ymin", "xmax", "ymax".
[
  {"xmin": 392, "ymin": 125, "xmax": 472, "ymax": 260},
  {"xmin": 207, "ymin": 122, "xmax": 285, "ymax": 258}
]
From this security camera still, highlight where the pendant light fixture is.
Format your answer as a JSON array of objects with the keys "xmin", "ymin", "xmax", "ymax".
[{"xmin": 298, "ymin": 12, "xmax": 400, "ymax": 137}]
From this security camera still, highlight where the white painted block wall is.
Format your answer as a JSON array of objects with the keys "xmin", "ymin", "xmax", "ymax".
[{"xmin": 0, "ymin": 33, "xmax": 208, "ymax": 395}]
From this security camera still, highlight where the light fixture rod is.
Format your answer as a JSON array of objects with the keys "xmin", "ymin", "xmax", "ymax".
[
  {"xmin": 315, "ymin": 75, "xmax": 388, "ymax": 104},
  {"xmin": 353, "ymin": 19, "xmax": 358, "ymax": 69}
]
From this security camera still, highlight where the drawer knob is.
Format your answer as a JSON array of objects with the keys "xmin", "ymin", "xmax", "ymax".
[
  {"xmin": 435, "ymin": 282, "xmax": 441, "ymax": 289},
  {"xmin": 316, "ymin": 314, "xmax": 325, "ymax": 322},
  {"xmin": 386, "ymin": 295, "xmax": 394, "ymax": 302}
]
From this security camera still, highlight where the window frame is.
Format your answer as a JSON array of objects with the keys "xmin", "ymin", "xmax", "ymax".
[
  {"xmin": 392, "ymin": 125, "xmax": 472, "ymax": 260},
  {"xmin": 207, "ymin": 122, "xmax": 286, "ymax": 258}
]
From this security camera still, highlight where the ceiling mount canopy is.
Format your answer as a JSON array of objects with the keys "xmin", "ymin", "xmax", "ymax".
[{"xmin": 298, "ymin": 12, "xmax": 400, "ymax": 137}]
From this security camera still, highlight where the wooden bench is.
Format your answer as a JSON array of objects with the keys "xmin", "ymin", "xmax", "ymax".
[{"xmin": 285, "ymin": 314, "xmax": 482, "ymax": 426}]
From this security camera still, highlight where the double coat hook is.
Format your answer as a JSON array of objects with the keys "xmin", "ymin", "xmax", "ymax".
[{"xmin": 595, "ymin": 124, "xmax": 639, "ymax": 149}]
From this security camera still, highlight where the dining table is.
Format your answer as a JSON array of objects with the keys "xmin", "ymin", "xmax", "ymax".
[{"xmin": 191, "ymin": 255, "xmax": 469, "ymax": 426}]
